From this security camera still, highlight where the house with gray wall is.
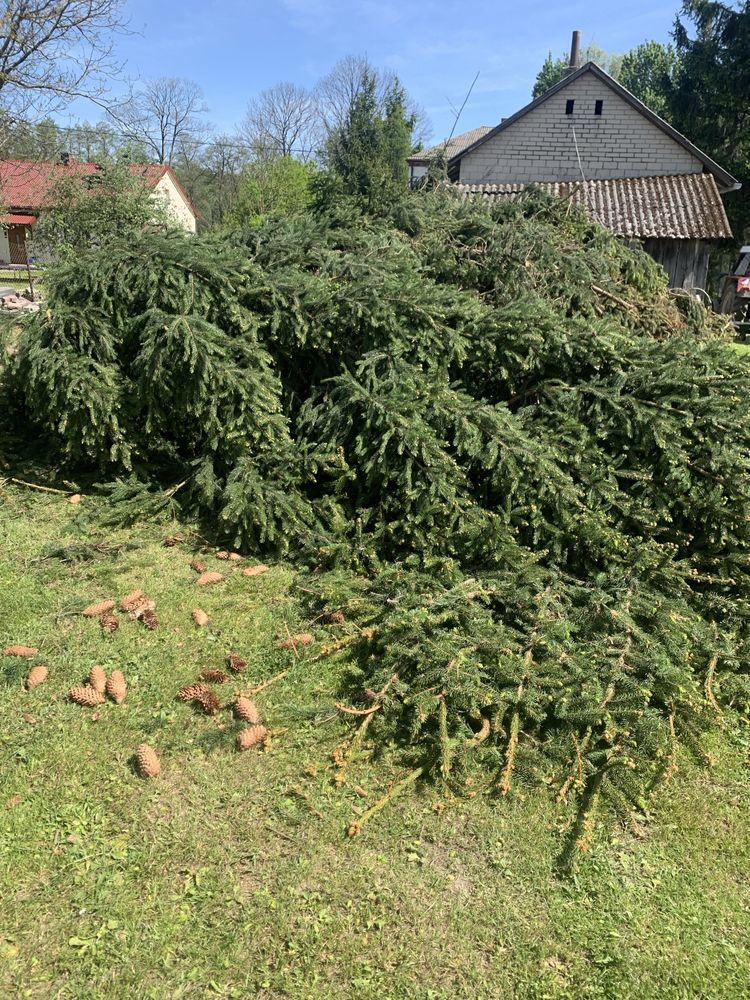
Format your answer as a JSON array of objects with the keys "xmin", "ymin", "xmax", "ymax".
[{"xmin": 409, "ymin": 45, "xmax": 740, "ymax": 290}]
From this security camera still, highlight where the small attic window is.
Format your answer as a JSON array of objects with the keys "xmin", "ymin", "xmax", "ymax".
[
  {"xmin": 565, "ymin": 99, "xmax": 575, "ymax": 115},
  {"xmin": 595, "ymin": 99, "xmax": 604, "ymax": 116}
]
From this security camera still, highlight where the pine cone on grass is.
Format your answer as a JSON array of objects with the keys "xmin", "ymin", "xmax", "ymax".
[
  {"xmin": 196, "ymin": 571, "xmax": 223, "ymax": 587},
  {"xmin": 83, "ymin": 599, "xmax": 116, "ymax": 617},
  {"xmin": 196, "ymin": 690, "xmax": 221, "ymax": 715},
  {"xmin": 190, "ymin": 559, "xmax": 206, "ymax": 574},
  {"xmin": 227, "ymin": 654, "xmax": 246, "ymax": 674},
  {"xmin": 89, "ymin": 665, "xmax": 106, "ymax": 693},
  {"xmin": 216, "ymin": 550, "xmax": 231, "ymax": 561},
  {"xmin": 234, "ymin": 696, "xmax": 260, "ymax": 724},
  {"xmin": 140, "ymin": 609, "xmax": 158, "ymax": 631},
  {"xmin": 136, "ymin": 744, "xmax": 161, "ymax": 778},
  {"xmin": 192, "ymin": 609, "xmax": 210, "ymax": 627},
  {"xmin": 70, "ymin": 686, "xmax": 105, "ymax": 707},
  {"xmin": 237, "ymin": 725, "xmax": 267, "ymax": 751},
  {"xmin": 100, "ymin": 611, "xmax": 119, "ymax": 635},
  {"xmin": 120, "ymin": 590, "xmax": 145, "ymax": 612},
  {"xmin": 26, "ymin": 665, "xmax": 48, "ymax": 690},
  {"xmin": 128, "ymin": 600, "xmax": 156, "ymax": 622},
  {"xmin": 106, "ymin": 670, "xmax": 127, "ymax": 704},
  {"xmin": 178, "ymin": 682, "xmax": 209, "ymax": 702},
  {"xmin": 242, "ymin": 564, "xmax": 269, "ymax": 578},
  {"xmin": 199, "ymin": 669, "xmax": 229, "ymax": 684},
  {"xmin": 278, "ymin": 632, "xmax": 314, "ymax": 649},
  {"xmin": 4, "ymin": 645, "xmax": 39, "ymax": 658}
]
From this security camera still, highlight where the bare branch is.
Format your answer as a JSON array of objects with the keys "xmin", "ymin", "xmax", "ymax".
[
  {"xmin": 107, "ymin": 77, "xmax": 209, "ymax": 164},
  {"xmin": 0, "ymin": 0, "xmax": 128, "ymax": 121},
  {"xmin": 240, "ymin": 81, "xmax": 319, "ymax": 161}
]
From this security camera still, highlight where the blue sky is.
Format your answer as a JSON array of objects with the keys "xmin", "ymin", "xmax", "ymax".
[{"xmin": 65, "ymin": 0, "xmax": 681, "ymax": 142}]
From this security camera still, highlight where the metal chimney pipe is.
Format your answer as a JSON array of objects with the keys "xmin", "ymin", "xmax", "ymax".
[{"xmin": 569, "ymin": 30, "xmax": 582, "ymax": 70}]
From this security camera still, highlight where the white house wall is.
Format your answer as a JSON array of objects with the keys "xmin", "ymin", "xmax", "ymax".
[
  {"xmin": 0, "ymin": 228, "xmax": 9, "ymax": 264},
  {"xmin": 153, "ymin": 173, "xmax": 196, "ymax": 233},
  {"xmin": 458, "ymin": 72, "xmax": 704, "ymax": 185}
]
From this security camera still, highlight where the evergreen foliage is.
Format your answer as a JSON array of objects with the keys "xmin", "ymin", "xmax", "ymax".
[
  {"xmin": 7, "ymin": 188, "xmax": 750, "ymax": 846},
  {"xmin": 324, "ymin": 72, "xmax": 416, "ymax": 212},
  {"xmin": 671, "ymin": 0, "xmax": 750, "ymax": 240}
]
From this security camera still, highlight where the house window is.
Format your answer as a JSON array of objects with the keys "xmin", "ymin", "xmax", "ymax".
[
  {"xmin": 565, "ymin": 99, "xmax": 575, "ymax": 115},
  {"xmin": 595, "ymin": 99, "xmax": 604, "ymax": 116}
]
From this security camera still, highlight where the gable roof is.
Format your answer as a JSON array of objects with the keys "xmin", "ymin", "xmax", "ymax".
[
  {"xmin": 408, "ymin": 126, "xmax": 492, "ymax": 166},
  {"xmin": 456, "ymin": 174, "xmax": 733, "ymax": 240},
  {"xmin": 0, "ymin": 160, "xmax": 196, "ymax": 216},
  {"xmin": 452, "ymin": 63, "xmax": 740, "ymax": 193}
]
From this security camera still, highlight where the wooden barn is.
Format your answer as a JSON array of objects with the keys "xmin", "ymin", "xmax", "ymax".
[{"xmin": 409, "ymin": 35, "xmax": 740, "ymax": 290}]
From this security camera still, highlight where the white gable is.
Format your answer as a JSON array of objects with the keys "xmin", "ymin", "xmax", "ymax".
[
  {"xmin": 152, "ymin": 172, "xmax": 196, "ymax": 233},
  {"xmin": 459, "ymin": 69, "xmax": 704, "ymax": 186}
]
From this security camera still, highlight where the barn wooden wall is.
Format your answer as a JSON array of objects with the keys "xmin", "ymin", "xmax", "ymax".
[{"xmin": 642, "ymin": 238, "xmax": 710, "ymax": 290}]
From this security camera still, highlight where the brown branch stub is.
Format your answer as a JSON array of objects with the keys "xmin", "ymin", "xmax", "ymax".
[{"xmin": 244, "ymin": 670, "xmax": 289, "ymax": 697}]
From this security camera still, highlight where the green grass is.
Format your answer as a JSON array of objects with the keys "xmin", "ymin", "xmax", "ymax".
[
  {"xmin": 0, "ymin": 269, "xmax": 31, "ymax": 292},
  {"xmin": 1, "ymin": 486, "xmax": 750, "ymax": 999}
]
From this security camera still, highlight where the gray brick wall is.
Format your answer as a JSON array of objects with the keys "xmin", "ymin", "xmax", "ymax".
[{"xmin": 458, "ymin": 73, "xmax": 702, "ymax": 184}]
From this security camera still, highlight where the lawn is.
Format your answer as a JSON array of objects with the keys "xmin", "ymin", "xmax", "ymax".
[
  {"xmin": 0, "ymin": 269, "xmax": 32, "ymax": 293},
  {"xmin": 1, "ymin": 484, "xmax": 749, "ymax": 1000}
]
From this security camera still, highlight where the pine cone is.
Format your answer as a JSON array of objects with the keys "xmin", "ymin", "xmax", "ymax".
[
  {"xmin": 328, "ymin": 610, "xmax": 345, "ymax": 624},
  {"xmin": 234, "ymin": 696, "xmax": 260, "ymax": 723},
  {"xmin": 190, "ymin": 559, "xmax": 206, "ymax": 573},
  {"xmin": 100, "ymin": 611, "xmax": 119, "ymax": 634},
  {"xmin": 136, "ymin": 744, "xmax": 160, "ymax": 778},
  {"xmin": 178, "ymin": 682, "xmax": 209, "ymax": 702},
  {"xmin": 69, "ymin": 685, "xmax": 105, "ymax": 706},
  {"xmin": 89, "ymin": 665, "xmax": 107, "ymax": 693},
  {"xmin": 216, "ymin": 550, "xmax": 231, "ymax": 560},
  {"xmin": 163, "ymin": 534, "xmax": 183, "ymax": 547},
  {"xmin": 4, "ymin": 645, "xmax": 39, "ymax": 657},
  {"xmin": 196, "ymin": 571, "xmax": 224, "ymax": 587},
  {"xmin": 128, "ymin": 599, "xmax": 156, "ymax": 621},
  {"xmin": 228, "ymin": 552, "xmax": 242, "ymax": 562},
  {"xmin": 140, "ymin": 609, "xmax": 158, "ymax": 631},
  {"xmin": 278, "ymin": 632, "xmax": 314, "ymax": 649},
  {"xmin": 26, "ymin": 665, "xmax": 48, "ymax": 690},
  {"xmin": 120, "ymin": 589, "xmax": 145, "ymax": 612},
  {"xmin": 83, "ymin": 599, "xmax": 116, "ymax": 617},
  {"xmin": 199, "ymin": 669, "xmax": 229, "ymax": 684},
  {"xmin": 196, "ymin": 690, "xmax": 221, "ymax": 715},
  {"xmin": 68, "ymin": 493, "xmax": 82, "ymax": 505},
  {"xmin": 192, "ymin": 609, "xmax": 210, "ymax": 627},
  {"xmin": 227, "ymin": 653, "xmax": 246, "ymax": 674},
  {"xmin": 237, "ymin": 725, "xmax": 267, "ymax": 751},
  {"xmin": 106, "ymin": 670, "xmax": 127, "ymax": 704},
  {"xmin": 242, "ymin": 564, "xmax": 269, "ymax": 577}
]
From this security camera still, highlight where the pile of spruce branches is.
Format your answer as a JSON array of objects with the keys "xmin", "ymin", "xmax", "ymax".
[{"xmin": 8, "ymin": 190, "xmax": 750, "ymax": 846}]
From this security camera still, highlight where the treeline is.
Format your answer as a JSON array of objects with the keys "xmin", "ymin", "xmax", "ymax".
[{"xmin": 1, "ymin": 56, "xmax": 424, "ymax": 231}]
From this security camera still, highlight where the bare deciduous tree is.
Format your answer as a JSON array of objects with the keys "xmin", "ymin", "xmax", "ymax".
[
  {"xmin": 109, "ymin": 77, "xmax": 209, "ymax": 164},
  {"xmin": 241, "ymin": 81, "xmax": 319, "ymax": 161},
  {"xmin": 0, "ymin": 0, "xmax": 127, "ymax": 119}
]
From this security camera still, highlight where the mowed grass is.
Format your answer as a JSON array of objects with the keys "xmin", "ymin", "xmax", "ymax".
[
  {"xmin": 0, "ymin": 269, "xmax": 32, "ymax": 292},
  {"xmin": 1, "ymin": 486, "xmax": 750, "ymax": 1000}
]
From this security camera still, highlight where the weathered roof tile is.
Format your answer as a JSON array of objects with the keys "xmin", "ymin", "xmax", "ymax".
[{"xmin": 456, "ymin": 173, "xmax": 732, "ymax": 240}]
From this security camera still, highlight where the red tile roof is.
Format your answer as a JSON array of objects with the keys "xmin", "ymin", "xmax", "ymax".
[
  {"xmin": 3, "ymin": 213, "xmax": 37, "ymax": 224},
  {"xmin": 0, "ymin": 160, "xmax": 175, "ymax": 211}
]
